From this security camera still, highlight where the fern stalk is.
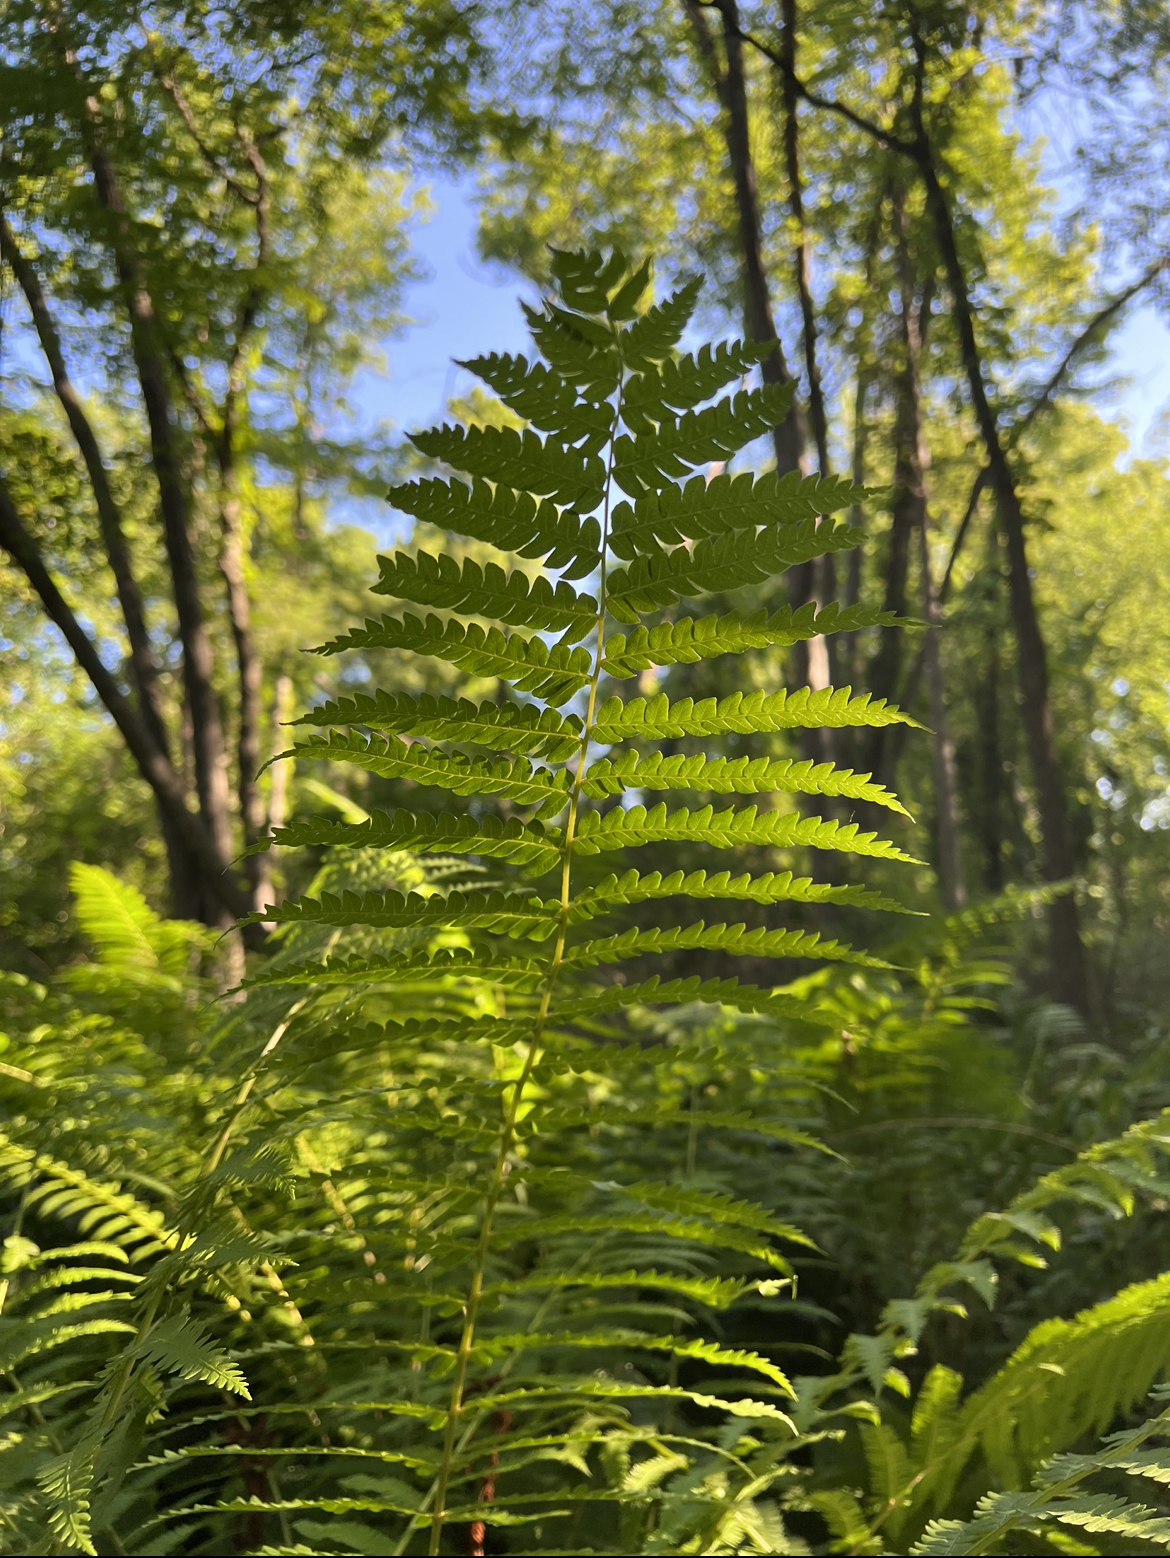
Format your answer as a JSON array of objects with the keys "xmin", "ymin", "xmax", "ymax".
[{"xmin": 424, "ymin": 364, "xmax": 624, "ymax": 1557}]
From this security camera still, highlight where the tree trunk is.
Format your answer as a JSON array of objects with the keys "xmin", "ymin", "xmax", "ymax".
[
  {"xmin": 0, "ymin": 209, "xmax": 202, "ymax": 914},
  {"xmin": 908, "ymin": 45, "xmax": 1088, "ymax": 1010},
  {"xmin": 778, "ymin": 0, "xmax": 833, "ymax": 698},
  {"xmin": 84, "ymin": 102, "xmax": 236, "ymax": 911},
  {"xmin": 0, "ymin": 475, "xmax": 252, "ymax": 924},
  {"xmin": 919, "ymin": 524, "xmax": 966, "ymax": 911},
  {"xmin": 214, "ymin": 130, "xmax": 272, "ymax": 911}
]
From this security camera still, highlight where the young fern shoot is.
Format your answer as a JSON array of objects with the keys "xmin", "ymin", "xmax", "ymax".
[{"xmin": 252, "ymin": 249, "xmax": 918, "ymax": 1554}]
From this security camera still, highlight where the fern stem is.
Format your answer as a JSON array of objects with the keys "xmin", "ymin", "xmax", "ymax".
[{"xmin": 423, "ymin": 359, "xmax": 623, "ymax": 1558}]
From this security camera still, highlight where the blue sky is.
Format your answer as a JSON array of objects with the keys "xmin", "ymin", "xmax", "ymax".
[{"xmin": 352, "ymin": 173, "xmax": 1170, "ymax": 497}]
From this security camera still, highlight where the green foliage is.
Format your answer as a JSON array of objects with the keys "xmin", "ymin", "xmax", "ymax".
[
  {"xmin": 0, "ymin": 251, "xmax": 921, "ymax": 1554},
  {"xmin": 8, "ymin": 248, "xmax": 1170, "ymax": 1558},
  {"xmin": 912, "ymin": 1388, "xmax": 1170, "ymax": 1555}
]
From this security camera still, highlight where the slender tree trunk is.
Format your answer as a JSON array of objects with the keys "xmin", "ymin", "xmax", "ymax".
[
  {"xmin": 919, "ymin": 524, "xmax": 965, "ymax": 911},
  {"xmin": 778, "ymin": 0, "xmax": 833, "ymax": 697},
  {"xmin": 267, "ymin": 674, "xmax": 296, "ymax": 838},
  {"xmin": 214, "ymin": 130, "xmax": 272, "ymax": 911},
  {"xmin": 83, "ymin": 100, "xmax": 236, "ymax": 905},
  {"xmin": 975, "ymin": 548, "xmax": 1006, "ymax": 895},
  {"xmin": 907, "ymin": 37, "xmax": 1087, "ymax": 1010},
  {"xmin": 0, "ymin": 209, "xmax": 201, "ymax": 914},
  {"xmin": 684, "ymin": 0, "xmax": 803, "ymax": 477},
  {"xmin": 0, "ymin": 475, "xmax": 252, "ymax": 923},
  {"xmin": 841, "ymin": 367, "xmax": 869, "ymax": 686}
]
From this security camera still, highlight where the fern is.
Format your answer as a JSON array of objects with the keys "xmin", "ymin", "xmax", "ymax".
[
  {"xmin": 221, "ymin": 249, "xmax": 914, "ymax": 1555},
  {"xmin": 912, "ymin": 1388, "xmax": 1170, "ymax": 1555}
]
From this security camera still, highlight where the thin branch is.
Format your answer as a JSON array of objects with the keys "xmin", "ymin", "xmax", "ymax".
[
  {"xmin": 156, "ymin": 65, "xmax": 259, "ymax": 205},
  {"xmin": 1018, "ymin": 256, "xmax": 1169, "ymax": 436},
  {"xmin": 722, "ymin": 7, "xmax": 918, "ymax": 155}
]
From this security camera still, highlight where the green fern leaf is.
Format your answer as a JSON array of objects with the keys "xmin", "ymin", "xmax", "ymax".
[
  {"xmin": 622, "ymin": 338, "xmax": 776, "ymax": 426},
  {"xmin": 410, "ymin": 422, "xmax": 605, "ymax": 511},
  {"xmin": 601, "ymin": 602, "xmax": 903, "ymax": 675},
  {"xmin": 563, "ymin": 920, "xmax": 890, "ymax": 970},
  {"xmin": 37, "ymin": 1444, "xmax": 97, "ymax": 1557},
  {"xmin": 279, "ymin": 730, "xmax": 573, "ymax": 814},
  {"xmin": 570, "ymin": 867, "xmax": 912, "ymax": 921},
  {"xmin": 293, "ymin": 690, "xmax": 582, "ymax": 760},
  {"xmin": 609, "ymin": 468, "xmax": 865, "ymax": 559},
  {"xmin": 620, "ymin": 276, "xmax": 702, "ymax": 369},
  {"xmin": 307, "ymin": 612, "xmax": 592, "ymax": 704},
  {"xmin": 549, "ymin": 243, "xmax": 637, "ymax": 313},
  {"xmin": 583, "ymin": 749, "xmax": 909, "ymax": 815},
  {"xmin": 521, "ymin": 301, "xmax": 620, "ymax": 397},
  {"xmin": 571, "ymin": 802, "xmax": 918, "ymax": 863},
  {"xmin": 242, "ymin": 948, "xmax": 547, "ymax": 991},
  {"xmin": 190, "ymin": 246, "xmax": 920, "ymax": 1558},
  {"xmin": 550, "ymin": 971, "xmax": 827, "ymax": 1024},
  {"xmin": 591, "ymin": 687, "xmax": 920, "ymax": 744},
  {"xmin": 357, "ymin": 550, "xmax": 597, "ymax": 638},
  {"xmin": 492, "ymin": 1212, "xmax": 793, "ymax": 1272},
  {"xmin": 613, "ymin": 383, "xmax": 795, "ymax": 496},
  {"xmin": 606, "ymin": 516, "xmax": 860, "ymax": 620},
  {"xmin": 487, "ymin": 1270, "xmax": 751, "ymax": 1309},
  {"xmin": 479, "ymin": 1328, "xmax": 793, "ymax": 1391},
  {"xmin": 132, "ymin": 1314, "xmax": 250, "ymax": 1396},
  {"xmin": 386, "ymin": 475, "xmax": 601, "ymax": 577},
  {"xmin": 253, "ymin": 809, "xmax": 560, "ymax": 876},
  {"xmin": 249, "ymin": 888, "xmax": 559, "ymax": 941},
  {"xmin": 456, "ymin": 354, "xmax": 613, "ymax": 452}
]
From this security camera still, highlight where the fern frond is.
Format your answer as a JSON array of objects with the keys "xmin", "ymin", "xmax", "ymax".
[
  {"xmin": 601, "ymin": 601, "xmax": 903, "ymax": 675},
  {"xmin": 911, "ymin": 1396, "xmax": 1170, "ymax": 1556},
  {"xmin": 571, "ymin": 802, "xmax": 918, "ymax": 863},
  {"xmin": 936, "ymin": 1271, "xmax": 1170, "ymax": 1501},
  {"xmin": 37, "ymin": 1444, "xmax": 97, "ymax": 1557},
  {"xmin": 619, "ymin": 276, "xmax": 703, "ymax": 368},
  {"xmin": 386, "ymin": 474, "xmax": 601, "ymax": 577},
  {"xmin": 523, "ymin": 301, "xmax": 621, "ymax": 397},
  {"xmin": 607, "ymin": 516, "xmax": 860, "ymax": 620},
  {"xmin": 549, "ymin": 971, "xmax": 826, "ymax": 1023},
  {"xmin": 563, "ymin": 921, "xmax": 889, "ymax": 970},
  {"xmin": 409, "ymin": 422, "xmax": 606, "ymax": 511},
  {"xmin": 570, "ymin": 867, "xmax": 911, "ymax": 921},
  {"xmin": 622, "ymin": 338, "xmax": 776, "ymax": 424},
  {"xmin": 276, "ymin": 730, "xmax": 573, "ymax": 814},
  {"xmin": 131, "ymin": 1313, "xmax": 251, "ymax": 1396},
  {"xmin": 293, "ymin": 690, "xmax": 582, "ymax": 760},
  {"xmin": 456, "ymin": 354, "xmax": 612, "ymax": 451},
  {"xmin": 591, "ymin": 687, "xmax": 920, "ymax": 744},
  {"xmin": 358, "ymin": 550, "xmax": 597, "ymax": 638},
  {"xmin": 613, "ymin": 383, "xmax": 795, "ymax": 496},
  {"xmin": 20, "ymin": 1150, "xmax": 176, "ymax": 1259},
  {"xmin": 305, "ymin": 612, "xmax": 592, "ymax": 704},
  {"xmin": 250, "ymin": 888, "xmax": 559, "ymax": 940},
  {"xmin": 478, "ymin": 1328, "xmax": 793, "ymax": 1391},
  {"xmin": 583, "ymin": 749, "xmax": 909, "ymax": 814},
  {"xmin": 609, "ymin": 468, "xmax": 864, "ymax": 559},
  {"xmin": 242, "ymin": 948, "xmax": 547, "ymax": 991},
  {"xmin": 492, "ymin": 1213, "xmax": 793, "ymax": 1272},
  {"xmin": 254, "ymin": 809, "xmax": 560, "ymax": 876},
  {"xmin": 487, "ymin": 1270, "xmax": 751, "ymax": 1308}
]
